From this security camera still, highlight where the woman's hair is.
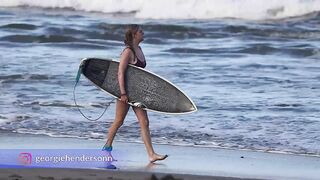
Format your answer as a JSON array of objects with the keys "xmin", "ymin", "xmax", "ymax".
[{"xmin": 124, "ymin": 24, "xmax": 140, "ymax": 48}]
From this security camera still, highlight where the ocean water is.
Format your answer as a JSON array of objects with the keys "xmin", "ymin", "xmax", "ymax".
[{"xmin": 0, "ymin": 1, "xmax": 320, "ymax": 156}]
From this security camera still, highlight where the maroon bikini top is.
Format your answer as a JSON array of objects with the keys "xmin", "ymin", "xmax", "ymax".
[{"xmin": 123, "ymin": 46, "xmax": 146, "ymax": 68}]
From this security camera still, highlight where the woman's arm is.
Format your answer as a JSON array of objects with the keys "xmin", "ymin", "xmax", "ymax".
[{"xmin": 118, "ymin": 48, "xmax": 132, "ymax": 102}]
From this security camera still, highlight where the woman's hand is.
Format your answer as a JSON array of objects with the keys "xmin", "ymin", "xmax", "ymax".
[{"xmin": 120, "ymin": 94, "xmax": 129, "ymax": 103}]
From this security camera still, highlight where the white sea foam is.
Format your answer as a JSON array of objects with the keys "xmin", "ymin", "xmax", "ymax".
[{"xmin": 1, "ymin": 0, "xmax": 320, "ymax": 20}]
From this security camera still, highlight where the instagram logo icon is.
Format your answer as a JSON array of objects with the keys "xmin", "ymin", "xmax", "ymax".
[{"xmin": 18, "ymin": 152, "xmax": 32, "ymax": 165}]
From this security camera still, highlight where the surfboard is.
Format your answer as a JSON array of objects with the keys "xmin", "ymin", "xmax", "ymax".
[{"xmin": 79, "ymin": 58, "xmax": 197, "ymax": 114}]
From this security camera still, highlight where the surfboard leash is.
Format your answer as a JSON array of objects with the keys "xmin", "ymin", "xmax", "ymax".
[{"xmin": 73, "ymin": 65, "xmax": 115, "ymax": 121}]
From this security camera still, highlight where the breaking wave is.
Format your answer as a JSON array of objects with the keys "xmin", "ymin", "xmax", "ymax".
[{"xmin": 1, "ymin": 0, "xmax": 320, "ymax": 20}]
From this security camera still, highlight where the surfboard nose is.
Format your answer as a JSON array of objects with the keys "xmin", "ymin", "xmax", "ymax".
[
  {"xmin": 190, "ymin": 104, "xmax": 197, "ymax": 112},
  {"xmin": 177, "ymin": 95, "xmax": 197, "ymax": 113},
  {"xmin": 186, "ymin": 101, "xmax": 197, "ymax": 113}
]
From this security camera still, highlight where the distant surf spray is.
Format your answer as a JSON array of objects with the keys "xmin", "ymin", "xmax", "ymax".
[{"xmin": 1, "ymin": 0, "xmax": 320, "ymax": 20}]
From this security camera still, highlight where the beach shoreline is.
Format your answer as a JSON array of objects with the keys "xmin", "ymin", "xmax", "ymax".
[{"xmin": 0, "ymin": 131, "xmax": 319, "ymax": 180}]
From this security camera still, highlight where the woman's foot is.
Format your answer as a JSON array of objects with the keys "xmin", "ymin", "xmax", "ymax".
[{"xmin": 149, "ymin": 153, "xmax": 168, "ymax": 163}]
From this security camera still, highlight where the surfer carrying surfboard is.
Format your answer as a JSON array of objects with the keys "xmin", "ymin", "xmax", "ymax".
[{"xmin": 102, "ymin": 24, "xmax": 168, "ymax": 163}]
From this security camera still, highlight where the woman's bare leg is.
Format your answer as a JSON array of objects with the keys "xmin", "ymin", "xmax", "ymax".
[
  {"xmin": 133, "ymin": 107, "xmax": 168, "ymax": 163},
  {"xmin": 105, "ymin": 100, "xmax": 129, "ymax": 147}
]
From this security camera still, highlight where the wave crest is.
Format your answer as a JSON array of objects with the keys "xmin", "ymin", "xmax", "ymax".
[{"xmin": 1, "ymin": 0, "xmax": 320, "ymax": 20}]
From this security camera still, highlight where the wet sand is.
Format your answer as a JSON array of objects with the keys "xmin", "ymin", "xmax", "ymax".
[{"xmin": 0, "ymin": 131, "xmax": 319, "ymax": 180}]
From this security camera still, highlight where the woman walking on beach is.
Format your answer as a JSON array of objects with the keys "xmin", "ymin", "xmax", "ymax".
[{"xmin": 102, "ymin": 24, "xmax": 168, "ymax": 163}]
